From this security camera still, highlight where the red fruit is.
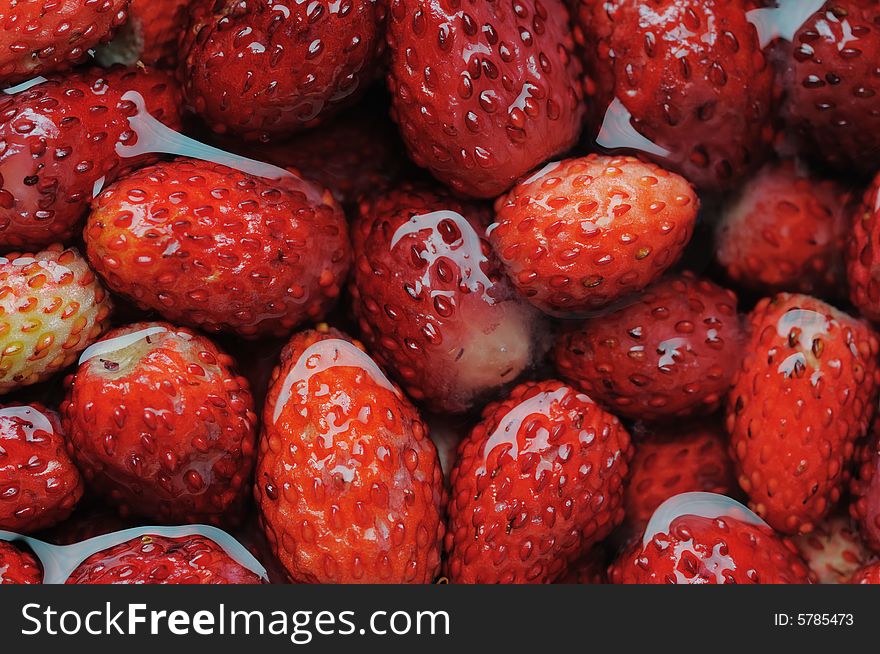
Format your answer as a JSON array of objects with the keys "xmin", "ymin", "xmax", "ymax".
[
  {"xmin": 97, "ymin": 0, "xmax": 193, "ymax": 69},
  {"xmin": 491, "ymin": 155, "xmax": 698, "ymax": 314},
  {"xmin": 0, "ymin": 404, "xmax": 82, "ymax": 533},
  {"xmin": 574, "ymin": 0, "xmax": 775, "ymax": 191},
  {"xmin": 0, "ymin": 66, "xmax": 183, "ymax": 249},
  {"xmin": 623, "ymin": 420, "xmax": 737, "ymax": 535},
  {"xmin": 850, "ymin": 422, "xmax": 880, "ymax": 552},
  {"xmin": 610, "ymin": 512, "xmax": 814, "ymax": 584},
  {"xmin": 727, "ymin": 294, "xmax": 880, "ymax": 534},
  {"xmin": 0, "ymin": 0, "xmax": 129, "ymax": 84},
  {"xmin": 386, "ymin": 0, "xmax": 586, "ymax": 198},
  {"xmin": 794, "ymin": 514, "xmax": 870, "ymax": 584},
  {"xmin": 61, "ymin": 322, "xmax": 258, "ymax": 525},
  {"xmin": 350, "ymin": 185, "xmax": 547, "ymax": 413},
  {"xmin": 716, "ymin": 160, "xmax": 850, "ymax": 298},
  {"xmin": 86, "ymin": 158, "xmax": 351, "ymax": 339},
  {"xmin": 554, "ymin": 273, "xmax": 743, "ymax": 420},
  {"xmin": 180, "ymin": 0, "xmax": 387, "ymax": 141},
  {"xmin": 444, "ymin": 380, "xmax": 632, "ymax": 584},
  {"xmin": 65, "ymin": 534, "xmax": 263, "ymax": 584},
  {"xmin": 847, "ymin": 171, "xmax": 880, "ymax": 323},
  {"xmin": 850, "ymin": 561, "xmax": 880, "ymax": 584},
  {"xmin": 555, "ymin": 547, "xmax": 607, "ymax": 584},
  {"xmin": 778, "ymin": 1, "xmax": 880, "ymax": 177},
  {"xmin": 256, "ymin": 326, "xmax": 445, "ymax": 583},
  {"xmin": 0, "ymin": 540, "xmax": 41, "ymax": 584},
  {"xmin": 0, "ymin": 245, "xmax": 113, "ymax": 395}
]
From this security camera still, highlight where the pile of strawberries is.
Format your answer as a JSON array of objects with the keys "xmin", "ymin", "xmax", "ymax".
[{"xmin": 1, "ymin": 0, "xmax": 880, "ymax": 585}]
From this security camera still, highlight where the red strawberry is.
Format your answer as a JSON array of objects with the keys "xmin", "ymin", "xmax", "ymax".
[
  {"xmin": 0, "ymin": 66, "xmax": 183, "ymax": 249},
  {"xmin": 850, "ymin": 422, "xmax": 880, "ymax": 552},
  {"xmin": 555, "ymin": 547, "xmax": 608, "ymax": 584},
  {"xmin": 777, "ymin": 1, "xmax": 880, "ymax": 177},
  {"xmin": 623, "ymin": 420, "xmax": 738, "ymax": 535},
  {"xmin": 97, "ymin": 0, "xmax": 193, "ymax": 69},
  {"xmin": 490, "ymin": 155, "xmax": 698, "ymax": 314},
  {"xmin": 444, "ymin": 379, "xmax": 632, "ymax": 584},
  {"xmin": 574, "ymin": 0, "xmax": 775, "ymax": 191},
  {"xmin": 256, "ymin": 326, "xmax": 445, "ymax": 583},
  {"xmin": 386, "ymin": 0, "xmax": 586, "ymax": 198},
  {"xmin": 0, "ymin": 540, "xmax": 41, "ymax": 584},
  {"xmin": 61, "ymin": 322, "xmax": 258, "ymax": 525},
  {"xmin": 350, "ymin": 184, "xmax": 547, "ymax": 413},
  {"xmin": 65, "ymin": 533, "xmax": 263, "ymax": 584},
  {"xmin": 850, "ymin": 560, "xmax": 880, "ymax": 584},
  {"xmin": 0, "ymin": 0, "xmax": 129, "ymax": 84},
  {"xmin": 794, "ymin": 514, "xmax": 870, "ymax": 584},
  {"xmin": 554, "ymin": 273, "xmax": 743, "ymax": 420},
  {"xmin": 85, "ymin": 158, "xmax": 351, "ymax": 339},
  {"xmin": 847, "ymin": 170, "xmax": 880, "ymax": 323},
  {"xmin": 610, "ymin": 511, "xmax": 814, "ymax": 584},
  {"xmin": 727, "ymin": 294, "xmax": 880, "ymax": 535},
  {"xmin": 180, "ymin": 0, "xmax": 387, "ymax": 141},
  {"xmin": 0, "ymin": 245, "xmax": 113, "ymax": 395},
  {"xmin": 0, "ymin": 403, "xmax": 83, "ymax": 533},
  {"xmin": 716, "ymin": 160, "xmax": 850, "ymax": 298}
]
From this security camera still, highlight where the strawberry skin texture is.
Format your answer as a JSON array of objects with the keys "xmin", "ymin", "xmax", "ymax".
[
  {"xmin": 850, "ymin": 424, "xmax": 880, "ymax": 552},
  {"xmin": 716, "ymin": 160, "xmax": 850, "ymax": 298},
  {"xmin": 0, "ymin": 403, "xmax": 83, "ymax": 533},
  {"xmin": 117, "ymin": 0, "xmax": 193, "ymax": 68},
  {"xmin": 727, "ymin": 294, "xmax": 880, "ymax": 535},
  {"xmin": 610, "ymin": 513, "xmax": 814, "ymax": 584},
  {"xmin": 0, "ymin": 540, "xmax": 41, "ymax": 584},
  {"xmin": 65, "ymin": 534, "xmax": 263, "ymax": 584},
  {"xmin": 491, "ymin": 155, "xmax": 698, "ymax": 314},
  {"xmin": 180, "ymin": 0, "xmax": 387, "ymax": 141},
  {"xmin": 0, "ymin": 245, "xmax": 113, "ymax": 395},
  {"xmin": 256, "ymin": 326, "xmax": 445, "ymax": 583},
  {"xmin": 61, "ymin": 322, "xmax": 258, "ymax": 525},
  {"xmin": 86, "ymin": 158, "xmax": 351, "ymax": 339},
  {"xmin": 555, "ymin": 546, "xmax": 607, "ymax": 584},
  {"xmin": 794, "ymin": 514, "xmax": 870, "ymax": 584},
  {"xmin": 574, "ymin": 0, "xmax": 775, "ymax": 191},
  {"xmin": 0, "ymin": 66, "xmax": 183, "ymax": 250},
  {"xmin": 0, "ymin": 0, "xmax": 130, "ymax": 84},
  {"xmin": 850, "ymin": 561, "xmax": 880, "ymax": 584},
  {"xmin": 778, "ymin": 1, "xmax": 880, "ymax": 177},
  {"xmin": 386, "ymin": 0, "xmax": 586, "ymax": 198},
  {"xmin": 623, "ymin": 420, "xmax": 738, "ymax": 536},
  {"xmin": 847, "ymin": 171, "xmax": 880, "ymax": 322},
  {"xmin": 444, "ymin": 380, "xmax": 632, "ymax": 584},
  {"xmin": 350, "ymin": 184, "xmax": 546, "ymax": 413},
  {"xmin": 554, "ymin": 273, "xmax": 743, "ymax": 420}
]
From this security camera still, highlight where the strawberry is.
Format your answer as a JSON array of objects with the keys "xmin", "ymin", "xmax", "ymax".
[
  {"xmin": 386, "ymin": 0, "xmax": 586, "ymax": 198},
  {"xmin": 180, "ymin": 0, "xmax": 387, "ymax": 141},
  {"xmin": 61, "ymin": 322, "xmax": 258, "ymax": 525},
  {"xmin": 850, "ymin": 561, "xmax": 880, "ymax": 584},
  {"xmin": 0, "ymin": 66, "xmax": 183, "ymax": 249},
  {"xmin": 65, "ymin": 533, "xmax": 263, "ymax": 584},
  {"xmin": 554, "ymin": 273, "xmax": 743, "ymax": 420},
  {"xmin": 555, "ymin": 547, "xmax": 607, "ymax": 584},
  {"xmin": 727, "ymin": 294, "xmax": 880, "ymax": 535},
  {"xmin": 777, "ymin": 1, "xmax": 880, "ymax": 177},
  {"xmin": 623, "ymin": 420, "xmax": 738, "ymax": 536},
  {"xmin": 0, "ymin": 403, "xmax": 83, "ymax": 533},
  {"xmin": 610, "ymin": 511, "xmax": 814, "ymax": 584},
  {"xmin": 0, "ymin": 245, "xmax": 113, "ymax": 395},
  {"xmin": 490, "ymin": 155, "xmax": 698, "ymax": 314},
  {"xmin": 444, "ymin": 379, "xmax": 632, "ymax": 584},
  {"xmin": 0, "ymin": 540, "xmax": 41, "ymax": 584},
  {"xmin": 794, "ymin": 514, "xmax": 870, "ymax": 584},
  {"xmin": 847, "ymin": 170, "xmax": 880, "ymax": 323},
  {"xmin": 716, "ymin": 160, "xmax": 850, "ymax": 298},
  {"xmin": 85, "ymin": 157, "xmax": 351, "ymax": 339},
  {"xmin": 350, "ymin": 184, "xmax": 547, "ymax": 413},
  {"xmin": 850, "ymin": 422, "xmax": 880, "ymax": 553},
  {"xmin": 256, "ymin": 326, "xmax": 445, "ymax": 583},
  {"xmin": 97, "ymin": 0, "xmax": 193, "ymax": 69},
  {"xmin": 574, "ymin": 0, "xmax": 775, "ymax": 191},
  {"xmin": 0, "ymin": 0, "xmax": 129, "ymax": 84}
]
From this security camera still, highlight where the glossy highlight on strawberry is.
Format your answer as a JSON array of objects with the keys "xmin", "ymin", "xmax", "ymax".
[{"xmin": 0, "ymin": 539, "xmax": 42, "ymax": 584}]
